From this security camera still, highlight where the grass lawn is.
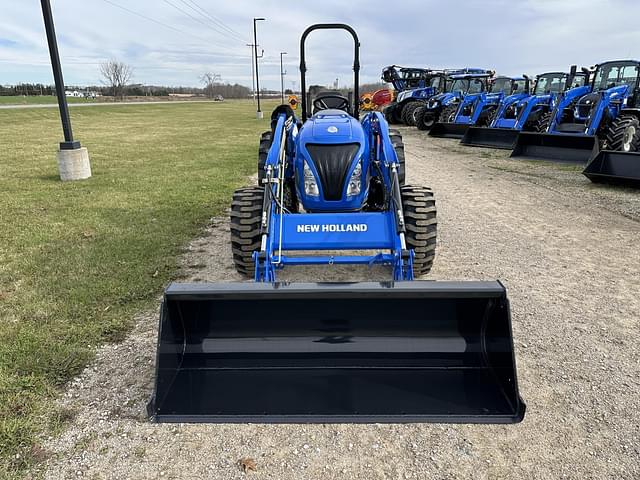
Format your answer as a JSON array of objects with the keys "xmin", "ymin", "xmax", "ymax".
[{"xmin": 0, "ymin": 100, "xmax": 276, "ymax": 477}]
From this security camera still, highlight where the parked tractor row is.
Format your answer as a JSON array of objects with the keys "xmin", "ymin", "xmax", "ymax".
[{"xmin": 388, "ymin": 61, "xmax": 640, "ymax": 187}]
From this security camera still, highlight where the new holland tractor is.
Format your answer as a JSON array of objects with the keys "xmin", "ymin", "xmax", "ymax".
[
  {"xmin": 382, "ymin": 66, "xmax": 448, "ymax": 125},
  {"xmin": 148, "ymin": 24, "xmax": 525, "ymax": 424},
  {"xmin": 512, "ymin": 59, "xmax": 640, "ymax": 171},
  {"xmin": 429, "ymin": 76, "xmax": 529, "ymax": 139},
  {"xmin": 461, "ymin": 67, "xmax": 589, "ymax": 149},
  {"xmin": 414, "ymin": 70, "xmax": 494, "ymax": 131}
]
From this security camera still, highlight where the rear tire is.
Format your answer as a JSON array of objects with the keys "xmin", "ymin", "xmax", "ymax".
[
  {"xmin": 401, "ymin": 185, "xmax": 437, "ymax": 276},
  {"xmin": 389, "ymin": 129, "xmax": 406, "ymax": 185},
  {"xmin": 605, "ymin": 114, "xmax": 640, "ymax": 152},
  {"xmin": 257, "ymin": 131, "xmax": 272, "ymax": 183},
  {"xmin": 230, "ymin": 186, "xmax": 264, "ymax": 276},
  {"xmin": 402, "ymin": 102, "xmax": 421, "ymax": 126}
]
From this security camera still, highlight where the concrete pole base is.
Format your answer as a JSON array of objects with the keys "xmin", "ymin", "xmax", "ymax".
[
  {"xmin": 256, "ymin": 111, "xmax": 264, "ymax": 119},
  {"xmin": 57, "ymin": 147, "xmax": 91, "ymax": 181}
]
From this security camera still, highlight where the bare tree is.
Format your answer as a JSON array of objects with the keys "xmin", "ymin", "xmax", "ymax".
[
  {"xmin": 200, "ymin": 72, "xmax": 222, "ymax": 98},
  {"xmin": 100, "ymin": 60, "xmax": 133, "ymax": 100}
]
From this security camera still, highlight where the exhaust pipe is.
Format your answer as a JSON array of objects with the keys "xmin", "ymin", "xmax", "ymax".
[
  {"xmin": 461, "ymin": 127, "xmax": 520, "ymax": 150},
  {"xmin": 148, "ymin": 281, "xmax": 525, "ymax": 424},
  {"xmin": 511, "ymin": 132, "xmax": 598, "ymax": 163},
  {"xmin": 583, "ymin": 150, "xmax": 640, "ymax": 187}
]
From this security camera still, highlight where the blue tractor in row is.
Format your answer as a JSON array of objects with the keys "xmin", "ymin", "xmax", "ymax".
[
  {"xmin": 382, "ymin": 66, "xmax": 448, "ymax": 125},
  {"xmin": 461, "ymin": 67, "xmax": 589, "ymax": 149},
  {"xmin": 429, "ymin": 76, "xmax": 530, "ymax": 139},
  {"xmin": 414, "ymin": 69, "xmax": 494, "ymax": 131},
  {"xmin": 512, "ymin": 60, "xmax": 640, "ymax": 170},
  {"xmin": 148, "ymin": 24, "xmax": 525, "ymax": 424}
]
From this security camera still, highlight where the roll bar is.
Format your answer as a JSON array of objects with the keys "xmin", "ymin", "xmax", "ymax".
[{"xmin": 300, "ymin": 24, "xmax": 360, "ymax": 122}]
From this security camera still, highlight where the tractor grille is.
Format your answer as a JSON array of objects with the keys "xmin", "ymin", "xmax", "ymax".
[{"xmin": 306, "ymin": 143, "xmax": 360, "ymax": 201}]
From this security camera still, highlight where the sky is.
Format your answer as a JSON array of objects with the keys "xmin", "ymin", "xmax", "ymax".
[{"xmin": 1, "ymin": 0, "xmax": 640, "ymax": 90}]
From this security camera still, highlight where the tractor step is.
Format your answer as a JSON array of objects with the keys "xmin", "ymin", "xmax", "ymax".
[
  {"xmin": 428, "ymin": 122, "xmax": 470, "ymax": 139},
  {"xmin": 511, "ymin": 132, "xmax": 598, "ymax": 163},
  {"xmin": 461, "ymin": 127, "xmax": 520, "ymax": 150},
  {"xmin": 583, "ymin": 150, "xmax": 640, "ymax": 188},
  {"xmin": 148, "ymin": 281, "xmax": 525, "ymax": 424}
]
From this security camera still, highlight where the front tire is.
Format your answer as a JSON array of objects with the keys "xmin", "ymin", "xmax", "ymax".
[
  {"xmin": 401, "ymin": 185, "xmax": 437, "ymax": 276},
  {"xmin": 439, "ymin": 104, "xmax": 458, "ymax": 124},
  {"xmin": 402, "ymin": 102, "xmax": 421, "ymax": 126},
  {"xmin": 415, "ymin": 107, "xmax": 435, "ymax": 131},
  {"xmin": 230, "ymin": 186, "xmax": 264, "ymax": 276},
  {"xmin": 605, "ymin": 114, "xmax": 640, "ymax": 152}
]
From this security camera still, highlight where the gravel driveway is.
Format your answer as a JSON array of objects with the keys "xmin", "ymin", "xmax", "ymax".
[{"xmin": 36, "ymin": 128, "xmax": 640, "ymax": 479}]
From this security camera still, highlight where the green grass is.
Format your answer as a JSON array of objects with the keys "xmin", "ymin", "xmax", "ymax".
[
  {"xmin": 0, "ymin": 100, "xmax": 275, "ymax": 477},
  {"xmin": 0, "ymin": 95, "xmax": 97, "ymax": 105}
]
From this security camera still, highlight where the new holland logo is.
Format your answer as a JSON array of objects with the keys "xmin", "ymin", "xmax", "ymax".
[
  {"xmin": 297, "ymin": 223, "xmax": 368, "ymax": 233},
  {"xmin": 327, "ymin": 126, "xmax": 339, "ymax": 133}
]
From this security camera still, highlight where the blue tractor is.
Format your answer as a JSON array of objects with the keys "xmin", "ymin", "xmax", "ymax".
[
  {"xmin": 148, "ymin": 24, "xmax": 525, "ymax": 424},
  {"xmin": 512, "ymin": 60, "xmax": 640, "ymax": 167},
  {"xmin": 414, "ymin": 70, "xmax": 494, "ymax": 131},
  {"xmin": 461, "ymin": 67, "xmax": 589, "ymax": 149},
  {"xmin": 381, "ymin": 66, "xmax": 448, "ymax": 125},
  {"xmin": 429, "ymin": 76, "xmax": 529, "ymax": 139}
]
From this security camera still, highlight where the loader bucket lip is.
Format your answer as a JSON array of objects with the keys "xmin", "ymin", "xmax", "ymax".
[
  {"xmin": 149, "ymin": 281, "xmax": 526, "ymax": 424},
  {"xmin": 583, "ymin": 150, "xmax": 640, "ymax": 188},
  {"xmin": 460, "ymin": 127, "xmax": 520, "ymax": 150},
  {"xmin": 510, "ymin": 132, "xmax": 598, "ymax": 163},
  {"xmin": 428, "ymin": 122, "xmax": 470, "ymax": 139}
]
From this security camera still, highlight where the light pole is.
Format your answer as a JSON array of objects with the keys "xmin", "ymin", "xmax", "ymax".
[
  {"xmin": 280, "ymin": 52, "xmax": 287, "ymax": 104},
  {"xmin": 40, "ymin": 0, "xmax": 91, "ymax": 181},
  {"xmin": 246, "ymin": 43, "xmax": 255, "ymax": 105},
  {"xmin": 253, "ymin": 17, "xmax": 265, "ymax": 119}
]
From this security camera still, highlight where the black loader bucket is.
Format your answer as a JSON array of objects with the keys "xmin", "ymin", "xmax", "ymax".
[
  {"xmin": 511, "ymin": 132, "xmax": 598, "ymax": 163},
  {"xmin": 429, "ymin": 122, "xmax": 470, "ymax": 139},
  {"xmin": 461, "ymin": 127, "xmax": 520, "ymax": 150},
  {"xmin": 148, "ymin": 281, "xmax": 525, "ymax": 424},
  {"xmin": 583, "ymin": 150, "xmax": 640, "ymax": 188}
]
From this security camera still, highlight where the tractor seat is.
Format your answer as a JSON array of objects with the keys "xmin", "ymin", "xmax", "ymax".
[{"xmin": 313, "ymin": 92, "xmax": 351, "ymax": 114}]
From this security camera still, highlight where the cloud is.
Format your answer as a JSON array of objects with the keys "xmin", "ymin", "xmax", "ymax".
[{"xmin": 1, "ymin": 0, "xmax": 640, "ymax": 88}]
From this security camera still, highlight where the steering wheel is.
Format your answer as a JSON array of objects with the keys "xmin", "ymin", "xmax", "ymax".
[{"xmin": 313, "ymin": 94, "xmax": 350, "ymax": 113}]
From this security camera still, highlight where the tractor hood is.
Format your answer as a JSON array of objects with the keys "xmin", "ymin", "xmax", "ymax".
[{"xmin": 299, "ymin": 110, "xmax": 365, "ymax": 144}]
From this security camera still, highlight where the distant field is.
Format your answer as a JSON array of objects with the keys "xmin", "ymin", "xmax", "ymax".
[
  {"xmin": 0, "ymin": 99, "xmax": 277, "ymax": 477},
  {"xmin": 0, "ymin": 95, "xmax": 95, "ymax": 105},
  {"xmin": 0, "ymin": 95, "xmax": 255, "ymax": 106}
]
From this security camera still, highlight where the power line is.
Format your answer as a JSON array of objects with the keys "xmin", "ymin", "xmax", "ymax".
[
  {"xmin": 160, "ymin": 0, "xmax": 244, "ymax": 49},
  {"xmin": 175, "ymin": 0, "xmax": 247, "ymax": 43},
  {"xmin": 99, "ymin": 0, "xmax": 244, "ymax": 56},
  {"xmin": 182, "ymin": 0, "xmax": 248, "ymax": 42}
]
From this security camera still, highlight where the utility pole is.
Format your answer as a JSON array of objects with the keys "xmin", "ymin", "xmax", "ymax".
[
  {"xmin": 280, "ymin": 52, "xmax": 287, "ymax": 104},
  {"xmin": 253, "ymin": 17, "xmax": 265, "ymax": 119},
  {"xmin": 40, "ymin": 0, "xmax": 91, "ymax": 181}
]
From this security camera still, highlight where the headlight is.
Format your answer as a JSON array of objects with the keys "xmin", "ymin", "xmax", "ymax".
[
  {"xmin": 428, "ymin": 100, "xmax": 439, "ymax": 109},
  {"xmin": 303, "ymin": 161, "xmax": 320, "ymax": 197},
  {"xmin": 346, "ymin": 161, "xmax": 362, "ymax": 197}
]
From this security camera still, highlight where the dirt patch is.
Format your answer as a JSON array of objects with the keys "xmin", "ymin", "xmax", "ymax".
[{"xmin": 35, "ymin": 129, "xmax": 640, "ymax": 479}]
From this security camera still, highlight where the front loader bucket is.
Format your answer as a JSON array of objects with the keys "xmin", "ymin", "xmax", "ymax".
[
  {"xmin": 429, "ymin": 122, "xmax": 470, "ymax": 139},
  {"xmin": 461, "ymin": 127, "xmax": 520, "ymax": 150},
  {"xmin": 148, "ymin": 281, "xmax": 525, "ymax": 424},
  {"xmin": 583, "ymin": 150, "xmax": 640, "ymax": 188},
  {"xmin": 511, "ymin": 132, "xmax": 598, "ymax": 163}
]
